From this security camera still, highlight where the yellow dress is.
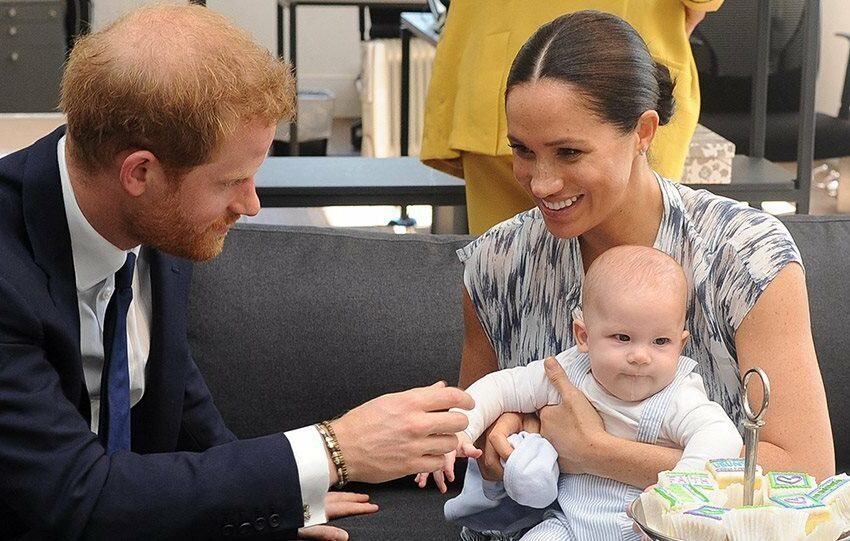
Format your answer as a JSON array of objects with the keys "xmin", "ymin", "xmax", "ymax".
[{"xmin": 420, "ymin": 0, "xmax": 724, "ymax": 233}]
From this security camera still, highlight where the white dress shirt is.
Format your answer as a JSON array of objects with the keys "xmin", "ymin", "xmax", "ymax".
[{"xmin": 57, "ymin": 136, "xmax": 328, "ymax": 525}]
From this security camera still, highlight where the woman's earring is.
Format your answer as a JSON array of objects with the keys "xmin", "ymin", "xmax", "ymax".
[{"xmin": 639, "ymin": 148, "xmax": 647, "ymax": 156}]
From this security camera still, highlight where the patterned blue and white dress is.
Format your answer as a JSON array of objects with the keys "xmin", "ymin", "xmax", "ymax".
[
  {"xmin": 456, "ymin": 176, "xmax": 801, "ymax": 540},
  {"xmin": 459, "ymin": 175, "xmax": 801, "ymax": 432}
]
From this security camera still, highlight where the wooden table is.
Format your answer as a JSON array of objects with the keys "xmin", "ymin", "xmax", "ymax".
[
  {"xmin": 254, "ymin": 155, "xmax": 797, "ymax": 211},
  {"xmin": 254, "ymin": 155, "xmax": 467, "ymax": 232}
]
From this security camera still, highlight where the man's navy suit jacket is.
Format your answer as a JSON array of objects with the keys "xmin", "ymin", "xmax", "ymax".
[{"xmin": 0, "ymin": 128, "xmax": 303, "ymax": 540}]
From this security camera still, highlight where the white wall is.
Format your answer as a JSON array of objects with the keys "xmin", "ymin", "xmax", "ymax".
[
  {"xmin": 206, "ymin": 1, "xmax": 362, "ymax": 117},
  {"xmin": 93, "ymin": 1, "xmax": 363, "ymax": 117},
  {"xmin": 86, "ymin": 0, "xmax": 850, "ymax": 119},
  {"xmin": 286, "ymin": 5, "xmax": 362, "ymax": 118},
  {"xmin": 91, "ymin": 0, "xmax": 153, "ymax": 30},
  {"xmin": 205, "ymin": 0, "xmax": 277, "ymax": 53},
  {"xmin": 816, "ymin": 0, "xmax": 850, "ymax": 114}
]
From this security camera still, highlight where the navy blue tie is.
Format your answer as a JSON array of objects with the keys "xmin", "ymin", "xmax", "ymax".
[{"xmin": 99, "ymin": 252, "xmax": 136, "ymax": 454}]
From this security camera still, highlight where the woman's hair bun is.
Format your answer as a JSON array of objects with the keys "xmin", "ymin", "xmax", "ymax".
[{"xmin": 653, "ymin": 61, "xmax": 676, "ymax": 126}]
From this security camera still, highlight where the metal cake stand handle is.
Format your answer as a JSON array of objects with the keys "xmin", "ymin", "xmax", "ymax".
[{"xmin": 742, "ymin": 367, "xmax": 770, "ymax": 506}]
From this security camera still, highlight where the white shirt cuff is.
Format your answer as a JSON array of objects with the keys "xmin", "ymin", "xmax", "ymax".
[{"xmin": 285, "ymin": 426, "xmax": 329, "ymax": 526}]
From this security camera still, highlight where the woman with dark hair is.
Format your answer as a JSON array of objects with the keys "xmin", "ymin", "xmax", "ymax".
[
  {"xmin": 421, "ymin": 1, "xmax": 722, "ymax": 235},
  {"xmin": 455, "ymin": 10, "xmax": 833, "ymax": 540}
]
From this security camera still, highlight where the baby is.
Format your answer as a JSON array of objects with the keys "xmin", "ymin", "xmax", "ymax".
[{"xmin": 420, "ymin": 245, "xmax": 743, "ymax": 539}]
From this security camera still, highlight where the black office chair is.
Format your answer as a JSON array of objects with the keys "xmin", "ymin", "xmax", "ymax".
[
  {"xmin": 692, "ymin": 1, "xmax": 850, "ymax": 196},
  {"xmin": 64, "ymin": 0, "xmax": 93, "ymax": 52}
]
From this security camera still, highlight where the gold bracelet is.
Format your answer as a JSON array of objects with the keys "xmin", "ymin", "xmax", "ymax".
[{"xmin": 316, "ymin": 420, "xmax": 348, "ymax": 488}]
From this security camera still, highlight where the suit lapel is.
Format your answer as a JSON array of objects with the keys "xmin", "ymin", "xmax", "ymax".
[
  {"xmin": 20, "ymin": 127, "xmax": 87, "ymax": 409},
  {"xmin": 18, "ymin": 130, "xmax": 194, "ymax": 451},
  {"xmin": 131, "ymin": 247, "xmax": 192, "ymax": 452}
]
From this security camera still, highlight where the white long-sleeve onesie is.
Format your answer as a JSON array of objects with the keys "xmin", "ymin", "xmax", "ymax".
[{"xmin": 460, "ymin": 347, "xmax": 743, "ymax": 472}]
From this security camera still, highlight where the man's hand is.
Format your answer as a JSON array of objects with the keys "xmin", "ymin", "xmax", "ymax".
[
  {"xmin": 298, "ymin": 524, "xmax": 349, "ymax": 541},
  {"xmin": 538, "ymin": 357, "xmax": 606, "ymax": 475},
  {"xmin": 324, "ymin": 491, "xmax": 379, "ymax": 518},
  {"xmin": 297, "ymin": 492, "xmax": 378, "ymax": 540},
  {"xmin": 332, "ymin": 381, "xmax": 474, "ymax": 484}
]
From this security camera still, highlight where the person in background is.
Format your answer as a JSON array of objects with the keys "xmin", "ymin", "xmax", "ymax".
[
  {"xmin": 0, "ymin": 5, "xmax": 473, "ymax": 540},
  {"xmin": 420, "ymin": 0, "xmax": 724, "ymax": 234},
  {"xmin": 454, "ymin": 10, "xmax": 833, "ymax": 541}
]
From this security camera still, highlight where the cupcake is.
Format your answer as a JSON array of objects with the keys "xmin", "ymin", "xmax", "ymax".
[
  {"xmin": 658, "ymin": 471, "xmax": 726, "ymax": 507},
  {"xmin": 766, "ymin": 472, "xmax": 817, "ymax": 499},
  {"xmin": 706, "ymin": 458, "xmax": 764, "ymax": 507},
  {"xmin": 769, "ymin": 493, "xmax": 832, "ymax": 534},
  {"xmin": 639, "ymin": 484, "xmax": 711, "ymax": 533},
  {"xmin": 810, "ymin": 474, "xmax": 850, "ymax": 529},
  {"xmin": 805, "ymin": 519, "xmax": 845, "ymax": 541},
  {"xmin": 724, "ymin": 505, "xmax": 807, "ymax": 540},
  {"xmin": 667, "ymin": 505, "xmax": 728, "ymax": 541}
]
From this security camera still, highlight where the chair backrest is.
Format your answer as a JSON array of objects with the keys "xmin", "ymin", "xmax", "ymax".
[
  {"xmin": 781, "ymin": 215, "xmax": 850, "ymax": 474},
  {"xmin": 693, "ymin": 1, "xmax": 809, "ymax": 114},
  {"xmin": 188, "ymin": 218, "xmax": 850, "ymax": 474},
  {"xmin": 188, "ymin": 224, "xmax": 471, "ymax": 438}
]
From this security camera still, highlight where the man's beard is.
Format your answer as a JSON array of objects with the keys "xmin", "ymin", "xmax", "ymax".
[{"xmin": 125, "ymin": 187, "xmax": 239, "ymax": 262}]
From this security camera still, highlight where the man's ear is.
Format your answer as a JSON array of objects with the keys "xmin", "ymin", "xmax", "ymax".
[
  {"xmin": 573, "ymin": 318, "xmax": 590, "ymax": 352},
  {"xmin": 635, "ymin": 109, "xmax": 659, "ymax": 155},
  {"xmin": 119, "ymin": 150, "xmax": 163, "ymax": 197}
]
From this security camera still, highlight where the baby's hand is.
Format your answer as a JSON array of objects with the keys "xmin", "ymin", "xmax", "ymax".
[
  {"xmin": 414, "ymin": 434, "xmax": 482, "ymax": 493},
  {"xmin": 457, "ymin": 439, "xmax": 483, "ymax": 459},
  {"xmin": 415, "ymin": 449, "xmax": 457, "ymax": 494}
]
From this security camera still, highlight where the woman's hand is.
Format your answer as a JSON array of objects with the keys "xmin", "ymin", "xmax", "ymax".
[
  {"xmin": 475, "ymin": 411, "xmax": 541, "ymax": 481},
  {"xmin": 476, "ymin": 412, "xmax": 522, "ymax": 481},
  {"xmin": 297, "ymin": 492, "xmax": 379, "ymax": 540},
  {"xmin": 684, "ymin": 7, "xmax": 706, "ymax": 37},
  {"xmin": 538, "ymin": 357, "xmax": 607, "ymax": 475}
]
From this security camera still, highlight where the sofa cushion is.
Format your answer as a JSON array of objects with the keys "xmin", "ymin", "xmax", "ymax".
[
  {"xmin": 781, "ymin": 215, "xmax": 850, "ymax": 473},
  {"xmin": 188, "ymin": 224, "xmax": 472, "ymax": 437},
  {"xmin": 187, "ymin": 216, "xmax": 850, "ymax": 538},
  {"xmin": 333, "ymin": 479, "xmax": 463, "ymax": 540},
  {"xmin": 188, "ymin": 224, "xmax": 472, "ymax": 539}
]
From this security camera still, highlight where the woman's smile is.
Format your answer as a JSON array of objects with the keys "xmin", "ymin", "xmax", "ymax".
[{"xmin": 540, "ymin": 194, "xmax": 581, "ymax": 211}]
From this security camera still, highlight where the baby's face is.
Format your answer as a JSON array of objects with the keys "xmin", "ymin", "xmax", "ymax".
[{"xmin": 577, "ymin": 287, "xmax": 688, "ymax": 402}]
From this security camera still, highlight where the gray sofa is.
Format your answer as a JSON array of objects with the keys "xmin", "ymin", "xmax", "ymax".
[{"xmin": 187, "ymin": 215, "xmax": 850, "ymax": 540}]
